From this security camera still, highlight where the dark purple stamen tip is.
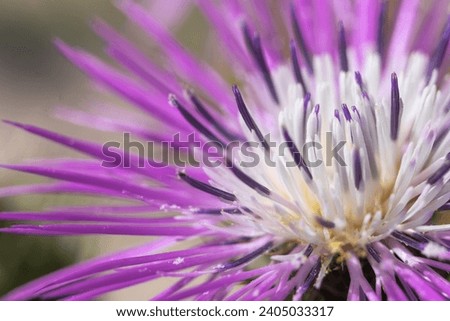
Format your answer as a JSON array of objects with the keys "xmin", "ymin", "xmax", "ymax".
[
  {"xmin": 355, "ymin": 71, "xmax": 363, "ymax": 87},
  {"xmin": 427, "ymin": 153, "xmax": 450, "ymax": 185},
  {"xmin": 242, "ymin": 23, "xmax": 279, "ymax": 104},
  {"xmin": 439, "ymin": 202, "xmax": 450, "ymax": 211},
  {"xmin": 232, "ymin": 85, "xmax": 270, "ymax": 151},
  {"xmin": 302, "ymin": 92, "xmax": 311, "ymax": 134},
  {"xmin": 314, "ymin": 104, "xmax": 320, "ymax": 114},
  {"xmin": 377, "ymin": 1, "xmax": 387, "ymax": 57},
  {"xmin": 342, "ymin": 104, "xmax": 352, "ymax": 121},
  {"xmin": 170, "ymin": 94, "xmax": 225, "ymax": 146},
  {"xmin": 178, "ymin": 171, "xmax": 236, "ymax": 202},
  {"xmin": 334, "ymin": 109, "xmax": 341, "ymax": 122},
  {"xmin": 392, "ymin": 231, "xmax": 426, "ymax": 251},
  {"xmin": 338, "ymin": 21, "xmax": 349, "ymax": 72},
  {"xmin": 303, "ymin": 92, "xmax": 311, "ymax": 110},
  {"xmin": 354, "ymin": 72, "xmax": 369, "ymax": 99},
  {"xmin": 290, "ymin": 3, "xmax": 313, "ymax": 75},
  {"xmin": 219, "ymin": 241, "xmax": 273, "ymax": 270},
  {"xmin": 353, "ymin": 149, "xmax": 363, "ymax": 190},
  {"xmin": 296, "ymin": 260, "xmax": 321, "ymax": 298},
  {"xmin": 390, "ymin": 73, "xmax": 401, "ymax": 140},
  {"xmin": 290, "ymin": 40, "xmax": 308, "ymax": 94},
  {"xmin": 411, "ymin": 233, "xmax": 435, "ymax": 245},
  {"xmin": 366, "ymin": 244, "xmax": 381, "ymax": 263},
  {"xmin": 186, "ymin": 90, "xmax": 240, "ymax": 142},
  {"xmin": 282, "ymin": 127, "xmax": 313, "ymax": 180},
  {"xmin": 351, "ymin": 106, "xmax": 361, "ymax": 120},
  {"xmin": 426, "ymin": 17, "xmax": 450, "ymax": 83},
  {"xmin": 315, "ymin": 216, "xmax": 335, "ymax": 229},
  {"xmin": 304, "ymin": 244, "xmax": 313, "ymax": 257}
]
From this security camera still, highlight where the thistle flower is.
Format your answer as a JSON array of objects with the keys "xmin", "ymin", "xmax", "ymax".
[{"xmin": 1, "ymin": 0, "xmax": 450, "ymax": 301}]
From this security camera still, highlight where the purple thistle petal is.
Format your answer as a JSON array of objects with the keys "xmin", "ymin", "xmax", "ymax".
[
  {"xmin": 394, "ymin": 263, "xmax": 445, "ymax": 300},
  {"xmin": 116, "ymin": 0, "xmax": 235, "ymax": 113},
  {"xmin": 92, "ymin": 19, "xmax": 180, "ymax": 94},
  {"xmin": 3, "ymin": 120, "xmax": 176, "ymax": 180},
  {"xmin": 197, "ymin": 1, "xmax": 250, "ymax": 67},
  {"xmin": 162, "ymin": 262, "xmax": 291, "ymax": 301},
  {"xmin": 346, "ymin": 255, "xmax": 379, "ymax": 301},
  {"xmin": 0, "ymin": 164, "xmax": 181, "ymax": 205},
  {"xmin": 55, "ymin": 40, "xmax": 190, "ymax": 131},
  {"xmin": 0, "ymin": 223, "xmax": 206, "ymax": 237},
  {"xmin": 311, "ymin": 0, "xmax": 336, "ymax": 54},
  {"xmin": 0, "ymin": 211, "xmax": 190, "ymax": 224},
  {"xmin": 386, "ymin": 0, "xmax": 420, "ymax": 66}
]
